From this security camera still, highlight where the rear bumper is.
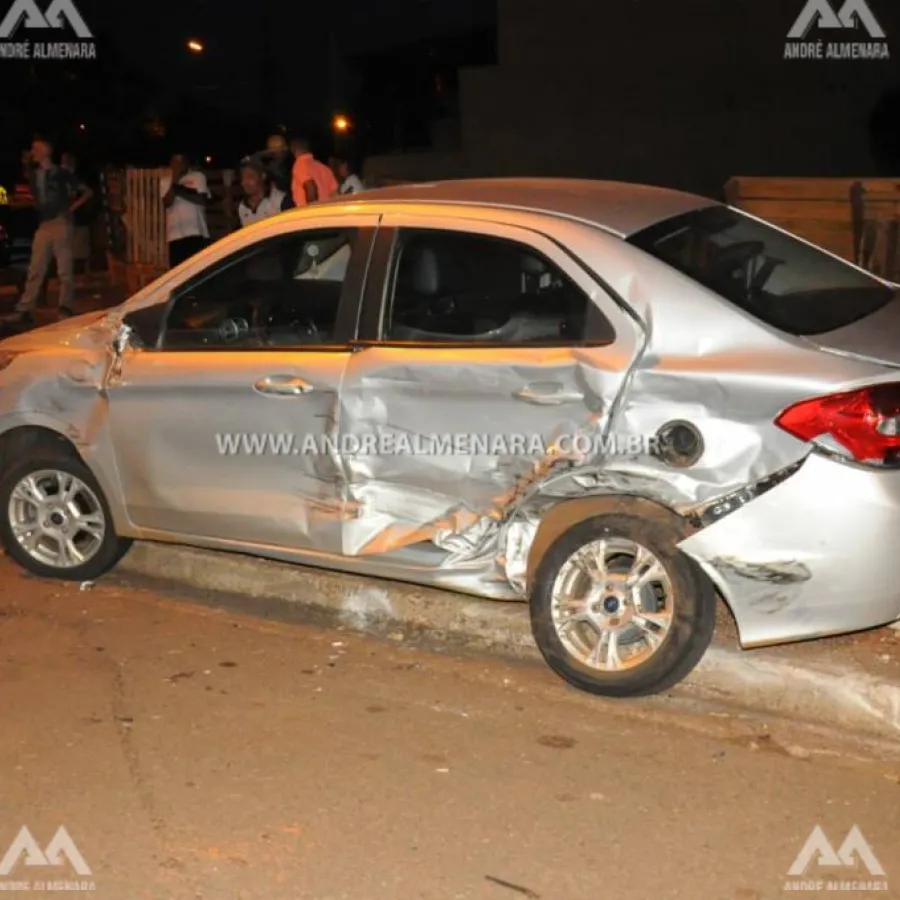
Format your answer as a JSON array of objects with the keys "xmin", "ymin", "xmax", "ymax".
[{"xmin": 678, "ymin": 452, "xmax": 900, "ymax": 647}]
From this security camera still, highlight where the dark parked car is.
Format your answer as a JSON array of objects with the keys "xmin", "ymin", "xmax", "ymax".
[
  {"xmin": 0, "ymin": 222, "xmax": 9, "ymax": 268},
  {"xmin": 0, "ymin": 203, "xmax": 35, "ymax": 269}
]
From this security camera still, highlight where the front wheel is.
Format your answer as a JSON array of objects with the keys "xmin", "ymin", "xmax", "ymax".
[
  {"xmin": 0, "ymin": 456, "xmax": 131, "ymax": 581},
  {"xmin": 529, "ymin": 513, "xmax": 716, "ymax": 698}
]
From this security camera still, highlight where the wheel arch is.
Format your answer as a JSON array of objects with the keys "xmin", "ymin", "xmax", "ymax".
[
  {"xmin": 524, "ymin": 494, "xmax": 695, "ymax": 581},
  {"xmin": 0, "ymin": 424, "xmax": 81, "ymax": 478},
  {"xmin": 524, "ymin": 492, "xmax": 738, "ymax": 634},
  {"xmin": 0, "ymin": 419, "xmax": 132, "ymax": 537}
]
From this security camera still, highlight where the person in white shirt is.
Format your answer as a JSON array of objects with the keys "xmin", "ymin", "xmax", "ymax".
[
  {"xmin": 333, "ymin": 156, "xmax": 365, "ymax": 195},
  {"xmin": 160, "ymin": 154, "xmax": 211, "ymax": 268},
  {"xmin": 237, "ymin": 156, "xmax": 290, "ymax": 227}
]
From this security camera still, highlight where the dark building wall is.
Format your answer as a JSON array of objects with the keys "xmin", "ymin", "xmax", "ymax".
[
  {"xmin": 456, "ymin": 0, "xmax": 900, "ymax": 196},
  {"xmin": 347, "ymin": 27, "xmax": 497, "ymax": 156}
]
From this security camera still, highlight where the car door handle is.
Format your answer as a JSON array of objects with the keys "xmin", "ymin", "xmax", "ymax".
[
  {"xmin": 254, "ymin": 375, "xmax": 314, "ymax": 396},
  {"xmin": 513, "ymin": 385, "xmax": 584, "ymax": 406}
]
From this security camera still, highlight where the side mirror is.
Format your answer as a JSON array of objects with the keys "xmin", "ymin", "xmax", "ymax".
[{"xmin": 115, "ymin": 301, "xmax": 169, "ymax": 350}]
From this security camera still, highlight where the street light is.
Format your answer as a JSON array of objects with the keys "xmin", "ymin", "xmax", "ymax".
[
  {"xmin": 332, "ymin": 114, "xmax": 351, "ymax": 134},
  {"xmin": 187, "ymin": 39, "xmax": 204, "ymax": 53}
]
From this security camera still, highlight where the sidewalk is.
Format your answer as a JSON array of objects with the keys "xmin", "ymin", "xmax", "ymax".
[
  {"xmin": 115, "ymin": 542, "xmax": 900, "ymax": 743},
  {"xmin": 0, "ymin": 270, "xmax": 126, "ymax": 327}
]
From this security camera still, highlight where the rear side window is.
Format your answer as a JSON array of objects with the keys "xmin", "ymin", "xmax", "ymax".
[
  {"xmin": 629, "ymin": 206, "xmax": 894, "ymax": 336},
  {"xmin": 381, "ymin": 229, "xmax": 614, "ymax": 346}
]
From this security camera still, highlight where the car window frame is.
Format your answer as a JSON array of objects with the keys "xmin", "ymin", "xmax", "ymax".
[
  {"xmin": 129, "ymin": 223, "xmax": 377, "ymax": 352},
  {"xmin": 355, "ymin": 216, "xmax": 617, "ymax": 349}
]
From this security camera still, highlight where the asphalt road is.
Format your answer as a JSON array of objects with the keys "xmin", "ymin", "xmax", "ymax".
[{"xmin": 1, "ymin": 558, "xmax": 899, "ymax": 900}]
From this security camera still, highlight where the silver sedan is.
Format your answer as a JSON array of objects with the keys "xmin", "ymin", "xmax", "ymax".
[{"xmin": 0, "ymin": 178, "xmax": 897, "ymax": 697}]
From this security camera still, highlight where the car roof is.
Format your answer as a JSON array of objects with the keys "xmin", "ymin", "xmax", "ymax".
[{"xmin": 330, "ymin": 178, "xmax": 717, "ymax": 237}]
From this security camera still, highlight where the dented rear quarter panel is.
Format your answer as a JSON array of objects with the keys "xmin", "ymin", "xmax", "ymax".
[
  {"xmin": 679, "ymin": 452, "xmax": 900, "ymax": 645},
  {"xmin": 516, "ymin": 225, "xmax": 900, "ymax": 644}
]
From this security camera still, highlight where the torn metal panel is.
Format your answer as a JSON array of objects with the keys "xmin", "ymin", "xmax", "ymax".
[
  {"xmin": 688, "ymin": 461, "xmax": 805, "ymax": 529},
  {"xmin": 499, "ymin": 513, "xmax": 541, "ymax": 596},
  {"xmin": 337, "ymin": 343, "xmax": 640, "ymax": 559}
]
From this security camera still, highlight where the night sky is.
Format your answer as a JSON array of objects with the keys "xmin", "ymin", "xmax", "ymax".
[
  {"xmin": 0, "ymin": 0, "xmax": 496, "ymax": 175},
  {"xmin": 100, "ymin": 0, "xmax": 493, "ymax": 115},
  {"xmin": 2, "ymin": 0, "xmax": 898, "ymax": 191}
]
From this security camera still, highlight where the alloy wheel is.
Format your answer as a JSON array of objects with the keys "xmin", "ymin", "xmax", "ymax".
[
  {"xmin": 7, "ymin": 469, "xmax": 107, "ymax": 569},
  {"xmin": 550, "ymin": 537, "xmax": 675, "ymax": 672}
]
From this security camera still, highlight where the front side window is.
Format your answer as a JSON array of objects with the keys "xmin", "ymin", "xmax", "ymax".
[
  {"xmin": 162, "ymin": 228, "xmax": 357, "ymax": 349},
  {"xmin": 629, "ymin": 206, "xmax": 894, "ymax": 336},
  {"xmin": 381, "ymin": 229, "xmax": 608, "ymax": 345}
]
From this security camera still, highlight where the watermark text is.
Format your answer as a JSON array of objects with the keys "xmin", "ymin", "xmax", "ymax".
[{"xmin": 214, "ymin": 432, "xmax": 661, "ymax": 458}]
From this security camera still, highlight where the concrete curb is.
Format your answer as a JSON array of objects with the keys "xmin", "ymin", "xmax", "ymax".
[{"xmin": 115, "ymin": 542, "xmax": 900, "ymax": 743}]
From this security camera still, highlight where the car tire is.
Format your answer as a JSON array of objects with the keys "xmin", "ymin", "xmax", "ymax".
[
  {"xmin": 0, "ymin": 455, "xmax": 131, "ymax": 581},
  {"xmin": 529, "ymin": 513, "xmax": 716, "ymax": 698}
]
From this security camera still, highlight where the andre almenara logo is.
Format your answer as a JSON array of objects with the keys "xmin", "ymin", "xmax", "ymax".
[
  {"xmin": 0, "ymin": 0, "xmax": 96, "ymax": 60},
  {"xmin": 784, "ymin": 0, "xmax": 889, "ymax": 60}
]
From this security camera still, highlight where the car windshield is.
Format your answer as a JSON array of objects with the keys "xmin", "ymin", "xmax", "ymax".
[{"xmin": 628, "ymin": 206, "xmax": 894, "ymax": 336}]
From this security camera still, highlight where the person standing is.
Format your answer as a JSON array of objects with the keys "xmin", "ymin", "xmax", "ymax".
[
  {"xmin": 332, "ymin": 156, "xmax": 365, "ymax": 195},
  {"xmin": 290, "ymin": 138, "xmax": 338, "ymax": 207},
  {"xmin": 261, "ymin": 133, "xmax": 295, "ymax": 206},
  {"xmin": 237, "ymin": 155, "xmax": 290, "ymax": 227},
  {"xmin": 160, "ymin": 154, "xmax": 211, "ymax": 268},
  {"xmin": 2, "ymin": 137, "xmax": 92, "ymax": 325}
]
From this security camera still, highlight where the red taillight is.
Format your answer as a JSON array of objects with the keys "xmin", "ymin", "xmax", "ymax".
[{"xmin": 776, "ymin": 383, "xmax": 900, "ymax": 465}]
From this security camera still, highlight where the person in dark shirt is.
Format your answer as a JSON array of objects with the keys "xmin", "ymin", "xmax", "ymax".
[
  {"xmin": 237, "ymin": 155, "xmax": 291, "ymax": 227},
  {"xmin": 332, "ymin": 155, "xmax": 365, "ymax": 194},
  {"xmin": 2, "ymin": 137, "xmax": 92, "ymax": 325},
  {"xmin": 257, "ymin": 133, "xmax": 295, "ymax": 209}
]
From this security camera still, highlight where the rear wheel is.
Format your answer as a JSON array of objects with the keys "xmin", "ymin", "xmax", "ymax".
[
  {"xmin": 529, "ymin": 514, "xmax": 715, "ymax": 698},
  {"xmin": 0, "ymin": 456, "xmax": 130, "ymax": 581}
]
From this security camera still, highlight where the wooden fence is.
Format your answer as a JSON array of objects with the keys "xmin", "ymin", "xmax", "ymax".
[
  {"xmin": 123, "ymin": 168, "xmax": 167, "ymax": 269},
  {"xmin": 725, "ymin": 176, "xmax": 900, "ymax": 279},
  {"xmin": 101, "ymin": 167, "xmax": 240, "ymax": 291}
]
